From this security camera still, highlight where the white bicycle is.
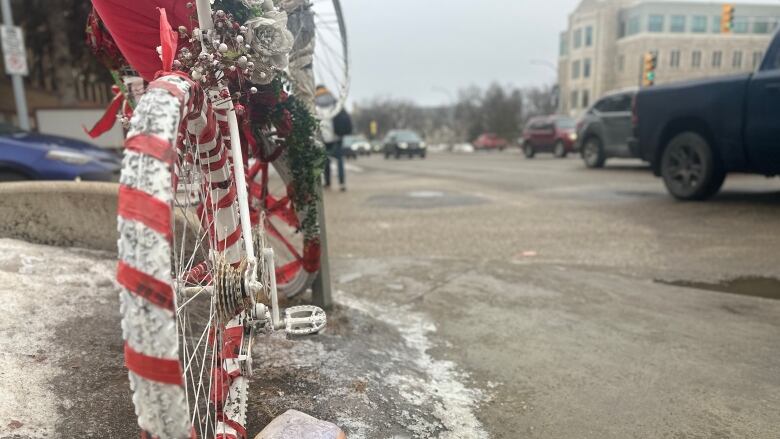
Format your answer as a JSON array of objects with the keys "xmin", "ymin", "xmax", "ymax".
[{"xmin": 114, "ymin": 0, "xmax": 347, "ymax": 437}]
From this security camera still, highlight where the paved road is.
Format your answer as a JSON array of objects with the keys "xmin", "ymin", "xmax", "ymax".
[{"xmin": 322, "ymin": 151, "xmax": 780, "ymax": 438}]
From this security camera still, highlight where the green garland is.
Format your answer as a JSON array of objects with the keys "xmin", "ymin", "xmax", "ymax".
[
  {"xmin": 253, "ymin": 76, "xmax": 325, "ymax": 242},
  {"xmin": 280, "ymin": 95, "xmax": 325, "ymax": 241}
]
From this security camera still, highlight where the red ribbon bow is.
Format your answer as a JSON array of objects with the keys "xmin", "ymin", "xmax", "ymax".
[
  {"xmin": 83, "ymin": 85, "xmax": 132, "ymax": 138},
  {"xmin": 84, "ymin": 8, "xmax": 179, "ymax": 139}
]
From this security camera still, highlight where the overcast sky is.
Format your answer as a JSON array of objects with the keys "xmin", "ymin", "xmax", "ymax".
[{"xmin": 338, "ymin": 0, "xmax": 779, "ymax": 106}]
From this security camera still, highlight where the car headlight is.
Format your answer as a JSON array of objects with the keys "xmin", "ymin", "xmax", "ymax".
[
  {"xmin": 46, "ymin": 149, "xmax": 93, "ymax": 165},
  {"xmin": 399, "ymin": 142, "xmax": 409, "ymax": 149},
  {"xmin": 569, "ymin": 133, "xmax": 577, "ymax": 141},
  {"xmin": 420, "ymin": 142, "xmax": 427, "ymax": 148}
]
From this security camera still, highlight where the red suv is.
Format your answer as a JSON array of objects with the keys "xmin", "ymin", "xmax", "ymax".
[
  {"xmin": 521, "ymin": 115, "xmax": 577, "ymax": 158},
  {"xmin": 473, "ymin": 133, "xmax": 508, "ymax": 151}
]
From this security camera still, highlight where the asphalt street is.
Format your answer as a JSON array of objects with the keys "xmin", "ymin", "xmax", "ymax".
[
  {"xmin": 1, "ymin": 150, "xmax": 778, "ymax": 438},
  {"xmin": 321, "ymin": 150, "xmax": 780, "ymax": 438}
]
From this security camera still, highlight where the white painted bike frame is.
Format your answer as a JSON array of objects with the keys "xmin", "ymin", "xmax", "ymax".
[
  {"xmin": 195, "ymin": 0, "xmax": 287, "ymax": 328},
  {"xmin": 195, "ymin": 0, "xmax": 256, "ymax": 272}
]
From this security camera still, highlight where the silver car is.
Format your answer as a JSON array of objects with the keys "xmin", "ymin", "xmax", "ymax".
[{"xmin": 577, "ymin": 89, "xmax": 638, "ymax": 168}]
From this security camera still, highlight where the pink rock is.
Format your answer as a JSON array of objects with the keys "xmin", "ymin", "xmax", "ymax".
[{"xmin": 255, "ymin": 410, "xmax": 346, "ymax": 439}]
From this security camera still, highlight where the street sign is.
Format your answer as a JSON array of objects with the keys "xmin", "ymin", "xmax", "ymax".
[{"xmin": 1, "ymin": 25, "xmax": 28, "ymax": 76}]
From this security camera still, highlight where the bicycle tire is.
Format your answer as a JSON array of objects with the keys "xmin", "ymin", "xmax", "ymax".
[{"xmin": 117, "ymin": 74, "xmax": 250, "ymax": 439}]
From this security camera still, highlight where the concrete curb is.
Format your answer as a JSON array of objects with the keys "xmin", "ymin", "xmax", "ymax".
[{"xmin": 0, "ymin": 182, "xmax": 119, "ymax": 252}]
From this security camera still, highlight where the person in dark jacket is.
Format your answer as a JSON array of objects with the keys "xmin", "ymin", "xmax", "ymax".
[{"xmin": 315, "ymin": 85, "xmax": 352, "ymax": 191}]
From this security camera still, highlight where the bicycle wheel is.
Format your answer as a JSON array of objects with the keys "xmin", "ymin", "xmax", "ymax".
[
  {"xmin": 117, "ymin": 74, "xmax": 251, "ymax": 439},
  {"xmin": 248, "ymin": 158, "xmax": 318, "ymax": 299},
  {"xmin": 287, "ymin": 0, "xmax": 349, "ymax": 117}
]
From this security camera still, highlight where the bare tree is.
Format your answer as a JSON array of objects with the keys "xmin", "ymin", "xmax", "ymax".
[
  {"xmin": 354, "ymin": 83, "xmax": 528, "ymax": 144},
  {"xmin": 523, "ymin": 83, "xmax": 558, "ymax": 122}
]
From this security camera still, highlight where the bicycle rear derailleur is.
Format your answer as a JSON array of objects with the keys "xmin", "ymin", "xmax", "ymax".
[{"xmin": 210, "ymin": 248, "xmax": 327, "ymax": 335}]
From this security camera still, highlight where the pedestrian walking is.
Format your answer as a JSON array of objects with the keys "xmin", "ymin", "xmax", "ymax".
[{"xmin": 315, "ymin": 85, "xmax": 352, "ymax": 191}]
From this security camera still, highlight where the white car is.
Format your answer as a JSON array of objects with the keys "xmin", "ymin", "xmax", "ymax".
[
  {"xmin": 451, "ymin": 143, "xmax": 475, "ymax": 153},
  {"xmin": 343, "ymin": 135, "xmax": 372, "ymax": 157}
]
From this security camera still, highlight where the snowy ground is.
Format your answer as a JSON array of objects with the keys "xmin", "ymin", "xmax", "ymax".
[{"xmin": 0, "ymin": 238, "xmax": 487, "ymax": 438}]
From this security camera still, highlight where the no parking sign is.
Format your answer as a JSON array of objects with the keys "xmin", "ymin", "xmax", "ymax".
[{"xmin": 1, "ymin": 25, "xmax": 28, "ymax": 76}]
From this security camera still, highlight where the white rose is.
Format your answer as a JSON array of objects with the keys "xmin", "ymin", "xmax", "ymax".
[{"xmin": 245, "ymin": 10, "xmax": 294, "ymax": 84}]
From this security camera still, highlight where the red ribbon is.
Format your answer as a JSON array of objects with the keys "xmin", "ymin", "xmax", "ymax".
[
  {"xmin": 157, "ymin": 8, "xmax": 177, "ymax": 73},
  {"xmin": 302, "ymin": 238, "xmax": 321, "ymax": 273},
  {"xmin": 86, "ymin": 8, "xmax": 181, "ymax": 140},
  {"xmin": 83, "ymin": 85, "xmax": 127, "ymax": 138}
]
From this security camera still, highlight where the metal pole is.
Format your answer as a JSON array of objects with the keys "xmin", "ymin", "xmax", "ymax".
[
  {"xmin": 300, "ymin": 0, "xmax": 333, "ymax": 310},
  {"xmin": 311, "ymin": 183, "xmax": 333, "ymax": 309},
  {"xmin": 1, "ymin": 0, "xmax": 30, "ymax": 130}
]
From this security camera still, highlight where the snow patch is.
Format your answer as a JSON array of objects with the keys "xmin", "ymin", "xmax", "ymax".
[{"xmin": 335, "ymin": 290, "xmax": 487, "ymax": 439}]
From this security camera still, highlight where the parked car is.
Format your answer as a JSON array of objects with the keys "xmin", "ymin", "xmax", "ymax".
[
  {"xmin": 472, "ymin": 133, "xmax": 508, "ymax": 151},
  {"xmin": 0, "ymin": 123, "xmax": 121, "ymax": 182},
  {"xmin": 521, "ymin": 115, "xmax": 577, "ymax": 158},
  {"xmin": 631, "ymin": 30, "xmax": 780, "ymax": 200},
  {"xmin": 383, "ymin": 129, "xmax": 427, "ymax": 159},
  {"xmin": 452, "ymin": 143, "xmax": 475, "ymax": 154},
  {"xmin": 342, "ymin": 134, "xmax": 371, "ymax": 158},
  {"xmin": 577, "ymin": 88, "xmax": 638, "ymax": 168}
]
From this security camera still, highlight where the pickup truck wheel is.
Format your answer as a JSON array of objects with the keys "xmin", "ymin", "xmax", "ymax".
[
  {"xmin": 661, "ymin": 132, "xmax": 725, "ymax": 201},
  {"xmin": 523, "ymin": 143, "xmax": 535, "ymax": 159},
  {"xmin": 553, "ymin": 141, "xmax": 567, "ymax": 158},
  {"xmin": 582, "ymin": 137, "xmax": 606, "ymax": 168}
]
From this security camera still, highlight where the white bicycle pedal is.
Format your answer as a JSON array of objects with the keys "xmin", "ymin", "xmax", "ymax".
[{"xmin": 284, "ymin": 305, "xmax": 327, "ymax": 335}]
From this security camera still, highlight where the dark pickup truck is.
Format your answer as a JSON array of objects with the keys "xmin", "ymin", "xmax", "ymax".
[{"xmin": 632, "ymin": 31, "xmax": 780, "ymax": 200}]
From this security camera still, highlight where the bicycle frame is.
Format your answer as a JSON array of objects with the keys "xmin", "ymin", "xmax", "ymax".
[
  {"xmin": 192, "ymin": 0, "xmax": 321, "ymax": 330},
  {"xmin": 195, "ymin": 0, "xmax": 254, "ymax": 259}
]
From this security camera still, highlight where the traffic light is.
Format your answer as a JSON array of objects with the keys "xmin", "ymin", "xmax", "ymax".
[
  {"xmin": 642, "ymin": 52, "xmax": 657, "ymax": 87},
  {"xmin": 721, "ymin": 4, "xmax": 735, "ymax": 33}
]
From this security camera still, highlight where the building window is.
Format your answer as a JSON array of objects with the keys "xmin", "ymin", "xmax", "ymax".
[
  {"xmin": 733, "ymin": 18, "xmax": 748, "ymax": 34},
  {"xmin": 712, "ymin": 50, "xmax": 722, "ymax": 68},
  {"xmin": 649, "ymin": 15, "xmax": 665, "ymax": 32},
  {"xmin": 628, "ymin": 16, "xmax": 640, "ymax": 35},
  {"xmin": 617, "ymin": 54, "xmax": 625, "ymax": 72},
  {"xmin": 692, "ymin": 50, "xmax": 702, "ymax": 68},
  {"xmin": 585, "ymin": 26, "xmax": 593, "ymax": 46},
  {"xmin": 583, "ymin": 58, "xmax": 591, "ymax": 78},
  {"xmin": 574, "ymin": 29, "xmax": 582, "ymax": 48},
  {"xmin": 582, "ymin": 90, "xmax": 590, "ymax": 108},
  {"xmin": 570, "ymin": 90, "xmax": 579, "ymax": 109},
  {"xmin": 732, "ymin": 51, "xmax": 743, "ymax": 69},
  {"xmin": 754, "ymin": 20, "xmax": 770, "ymax": 34},
  {"xmin": 670, "ymin": 15, "xmax": 686, "ymax": 33},
  {"xmin": 670, "ymin": 50, "xmax": 681, "ymax": 68},
  {"xmin": 560, "ymin": 34, "xmax": 568, "ymax": 56},
  {"xmin": 753, "ymin": 51, "xmax": 764, "ymax": 68},
  {"xmin": 572, "ymin": 60, "xmax": 581, "ymax": 79},
  {"xmin": 692, "ymin": 15, "xmax": 707, "ymax": 33},
  {"xmin": 712, "ymin": 16, "xmax": 721, "ymax": 33}
]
